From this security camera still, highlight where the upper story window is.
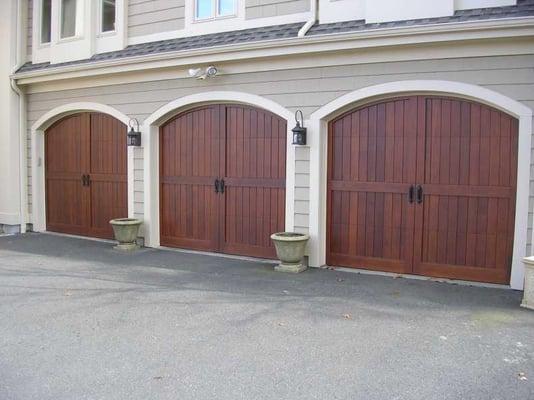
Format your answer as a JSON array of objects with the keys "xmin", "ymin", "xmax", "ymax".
[
  {"xmin": 60, "ymin": 0, "xmax": 78, "ymax": 38},
  {"xmin": 101, "ymin": 0, "xmax": 116, "ymax": 33},
  {"xmin": 195, "ymin": 0, "xmax": 236, "ymax": 20},
  {"xmin": 40, "ymin": 0, "xmax": 52, "ymax": 44}
]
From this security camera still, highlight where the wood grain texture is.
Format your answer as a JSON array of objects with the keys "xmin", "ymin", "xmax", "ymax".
[
  {"xmin": 328, "ymin": 96, "xmax": 518, "ymax": 284},
  {"xmin": 45, "ymin": 113, "xmax": 127, "ymax": 239},
  {"xmin": 160, "ymin": 104, "xmax": 286, "ymax": 258}
]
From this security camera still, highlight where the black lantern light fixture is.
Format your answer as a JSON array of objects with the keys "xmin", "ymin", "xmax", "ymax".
[
  {"xmin": 127, "ymin": 118, "xmax": 141, "ymax": 147},
  {"xmin": 292, "ymin": 110, "xmax": 307, "ymax": 146}
]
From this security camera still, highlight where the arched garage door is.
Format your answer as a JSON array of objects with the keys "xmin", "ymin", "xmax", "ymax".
[
  {"xmin": 45, "ymin": 112, "xmax": 128, "ymax": 239},
  {"xmin": 160, "ymin": 104, "xmax": 286, "ymax": 258},
  {"xmin": 327, "ymin": 96, "xmax": 518, "ymax": 284}
]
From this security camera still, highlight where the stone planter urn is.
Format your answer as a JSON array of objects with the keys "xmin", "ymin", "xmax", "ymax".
[
  {"xmin": 109, "ymin": 218, "xmax": 142, "ymax": 251},
  {"xmin": 270, "ymin": 232, "xmax": 310, "ymax": 273},
  {"xmin": 521, "ymin": 256, "xmax": 534, "ymax": 310}
]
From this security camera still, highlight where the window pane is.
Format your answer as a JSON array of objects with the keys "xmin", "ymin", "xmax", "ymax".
[
  {"xmin": 40, "ymin": 0, "xmax": 51, "ymax": 43},
  {"xmin": 218, "ymin": 0, "xmax": 234, "ymax": 16},
  {"xmin": 101, "ymin": 0, "xmax": 116, "ymax": 32},
  {"xmin": 196, "ymin": 0, "xmax": 213, "ymax": 19},
  {"xmin": 61, "ymin": 0, "xmax": 77, "ymax": 38}
]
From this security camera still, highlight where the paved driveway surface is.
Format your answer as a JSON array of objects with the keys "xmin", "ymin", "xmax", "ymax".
[{"xmin": 0, "ymin": 234, "xmax": 533, "ymax": 400}]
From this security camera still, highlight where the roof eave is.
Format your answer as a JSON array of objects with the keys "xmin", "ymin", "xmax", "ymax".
[{"xmin": 12, "ymin": 16, "xmax": 534, "ymax": 85}]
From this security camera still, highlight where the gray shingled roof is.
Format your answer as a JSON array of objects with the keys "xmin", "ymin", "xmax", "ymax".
[{"xmin": 16, "ymin": 0, "xmax": 534, "ymax": 74}]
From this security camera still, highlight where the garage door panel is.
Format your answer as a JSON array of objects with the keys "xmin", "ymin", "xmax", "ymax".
[
  {"xmin": 414, "ymin": 98, "xmax": 517, "ymax": 283},
  {"xmin": 222, "ymin": 106, "xmax": 286, "ymax": 258},
  {"xmin": 90, "ymin": 113, "xmax": 127, "ymax": 176},
  {"xmin": 46, "ymin": 178, "xmax": 88, "ymax": 235},
  {"xmin": 327, "ymin": 97, "xmax": 418, "ymax": 273},
  {"xmin": 160, "ymin": 180, "xmax": 219, "ymax": 249},
  {"xmin": 90, "ymin": 179, "xmax": 128, "ymax": 238},
  {"xmin": 160, "ymin": 106, "xmax": 222, "ymax": 251},
  {"xmin": 46, "ymin": 113, "xmax": 127, "ymax": 239},
  {"xmin": 329, "ymin": 96, "xmax": 517, "ymax": 284},
  {"xmin": 329, "ymin": 190, "xmax": 413, "ymax": 266}
]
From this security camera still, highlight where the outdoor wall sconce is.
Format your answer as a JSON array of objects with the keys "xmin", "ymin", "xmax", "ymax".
[
  {"xmin": 127, "ymin": 118, "xmax": 141, "ymax": 147},
  {"xmin": 292, "ymin": 110, "xmax": 307, "ymax": 146}
]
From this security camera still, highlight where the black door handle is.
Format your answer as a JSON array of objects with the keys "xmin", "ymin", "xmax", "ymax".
[
  {"xmin": 82, "ymin": 174, "xmax": 90, "ymax": 186},
  {"xmin": 214, "ymin": 179, "xmax": 220, "ymax": 193},
  {"xmin": 220, "ymin": 179, "xmax": 225, "ymax": 194},
  {"xmin": 408, "ymin": 185, "xmax": 415, "ymax": 203},
  {"xmin": 416, "ymin": 185, "xmax": 423, "ymax": 204}
]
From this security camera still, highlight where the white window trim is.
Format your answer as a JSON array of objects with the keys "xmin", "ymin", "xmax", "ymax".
[
  {"xmin": 33, "ymin": 0, "xmax": 52, "ymax": 63},
  {"xmin": 97, "ymin": 0, "xmax": 117, "ymax": 36},
  {"xmin": 58, "ymin": 0, "xmax": 84, "ymax": 41},
  {"xmin": 194, "ymin": 0, "xmax": 237, "ymax": 22},
  {"xmin": 96, "ymin": 0, "xmax": 126, "ymax": 53},
  {"xmin": 32, "ymin": 0, "xmax": 127, "ymax": 64},
  {"xmin": 38, "ymin": 0, "xmax": 52, "ymax": 45}
]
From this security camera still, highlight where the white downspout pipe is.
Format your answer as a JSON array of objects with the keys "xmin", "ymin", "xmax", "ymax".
[
  {"xmin": 298, "ymin": 0, "xmax": 318, "ymax": 37},
  {"xmin": 10, "ymin": 0, "xmax": 28, "ymax": 234}
]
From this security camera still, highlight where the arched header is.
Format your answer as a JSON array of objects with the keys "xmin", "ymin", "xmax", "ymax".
[
  {"xmin": 31, "ymin": 102, "xmax": 130, "ymax": 132},
  {"xmin": 310, "ymin": 80, "xmax": 532, "ymax": 121},
  {"xmin": 144, "ymin": 91, "xmax": 294, "ymax": 127}
]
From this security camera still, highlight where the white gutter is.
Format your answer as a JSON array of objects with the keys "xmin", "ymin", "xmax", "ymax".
[
  {"xmin": 298, "ymin": 0, "xmax": 318, "ymax": 37},
  {"xmin": 10, "ymin": 0, "xmax": 27, "ymax": 234}
]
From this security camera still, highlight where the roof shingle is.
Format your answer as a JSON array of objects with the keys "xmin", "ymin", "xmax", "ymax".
[{"xmin": 16, "ymin": 0, "xmax": 534, "ymax": 74}]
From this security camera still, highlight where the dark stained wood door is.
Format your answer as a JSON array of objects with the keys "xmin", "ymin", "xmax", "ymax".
[
  {"xmin": 327, "ymin": 97, "xmax": 419, "ymax": 274},
  {"xmin": 45, "ymin": 112, "xmax": 127, "ymax": 239},
  {"xmin": 159, "ymin": 104, "xmax": 286, "ymax": 258},
  {"xmin": 222, "ymin": 105, "xmax": 286, "ymax": 258},
  {"xmin": 413, "ymin": 98, "xmax": 518, "ymax": 284},
  {"xmin": 88, "ymin": 113, "xmax": 128, "ymax": 239},
  {"xmin": 327, "ymin": 96, "xmax": 518, "ymax": 284},
  {"xmin": 46, "ymin": 114, "xmax": 91, "ymax": 236},
  {"xmin": 160, "ymin": 105, "xmax": 222, "ymax": 251}
]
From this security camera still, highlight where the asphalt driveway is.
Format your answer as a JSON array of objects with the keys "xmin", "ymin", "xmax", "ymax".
[{"xmin": 0, "ymin": 233, "xmax": 533, "ymax": 400}]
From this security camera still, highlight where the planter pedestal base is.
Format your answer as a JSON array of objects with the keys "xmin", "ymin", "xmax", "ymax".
[
  {"xmin": 113, "ymin": 243, "xmax": 139, "ymax": 252},
  {"xmin": 275, "ymin": 263, "xmax": 307, "ymax": 274},
  {"xmin": 270, "ymin": 232, "xmax": 310, "ymax": 274},
  {"xmin": 109, "ymin": 218, "xmax": 142, "ymax": 252}
]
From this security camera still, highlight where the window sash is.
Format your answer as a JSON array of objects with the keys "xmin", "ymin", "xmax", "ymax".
[
  {"xmin": 60, "ymin": 0, "xmax": 77, "ymax": 38},
  {"xmin": 195, "ymin": 0, "xmax": 236, "ymax": 20},
  {"xmin": 101, "ymin": 0, "xmax": 116, "ymax": 33},
  {"xmin": 40, "ymin": 0, "xmax": 52, "ymax": 44}
]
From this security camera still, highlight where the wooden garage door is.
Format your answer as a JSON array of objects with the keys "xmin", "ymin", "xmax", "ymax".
[
  {"xmin": 45, "ymin": 113, "xmax": 128, "ymax": 239},
  {"xmin": 327, "ymin": 96, "xmax": 518, "ymax": 284},
  {"xmin": 160, "ymin": 104, "xmax": 286, "ymax": 258}
]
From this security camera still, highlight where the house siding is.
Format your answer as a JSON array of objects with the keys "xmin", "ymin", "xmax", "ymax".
[
  {"xmin": 245, "ymin": 0, "xmax": 310, "ymax": 19},
  {"xmin": 25, "ymin": 54, "xmax": 534, "ymax": 251},
  {"xmin": 27, "ymin": 0, "xmax": 32, "ymax": 57},
  {"xmin": 128, "ymin": 0, "xmax": 185, "ymax": 38}
]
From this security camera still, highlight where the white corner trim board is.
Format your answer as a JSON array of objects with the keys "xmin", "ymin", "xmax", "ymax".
[
  {"xmin": 31, "ymin": 102, "xmax": 134, "ymax": 234},
  {"xmin": 307, "ymin": 80, "xmax": 533, "ymax": 290},
  {"xmin": 142, "ymin": 91, "xmax": 296, "ymax": 248}
]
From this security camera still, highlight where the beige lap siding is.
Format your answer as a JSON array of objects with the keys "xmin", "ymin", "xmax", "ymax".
[
  {"xmin": 27, "ymin": 0, "xmax": 32, "ymax": 57},
  {"xmin": 128, "ymin": 0, "xmax": 185, "ymax": 37},
  {"xmin": 245, "ymin": 0, "xmax": 310, "ymax": 19},
  {"xmin": 26, "ymin": 54, "xmax": 534, "ymax": 250}
]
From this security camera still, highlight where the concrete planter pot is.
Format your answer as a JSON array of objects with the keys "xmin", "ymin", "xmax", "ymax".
[
  {"xmin": 109, "ymin": 218, "xmax": 142, "ymax": 251},
  {"xmin": 270, "ymin": 232, "xmax": 310, "ymax": 273},
  {"xmin": 521, "ymin": 257, "xmax": 534, "ymax": 310}
]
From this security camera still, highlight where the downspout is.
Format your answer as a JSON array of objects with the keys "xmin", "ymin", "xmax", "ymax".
[
  {"xmin": 10, "ymin": 0, "xmax": 28, "ymax": 234},
  {"xmin": 298, "ymin": 0, "xmax": 318, "ymax": 37}
]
